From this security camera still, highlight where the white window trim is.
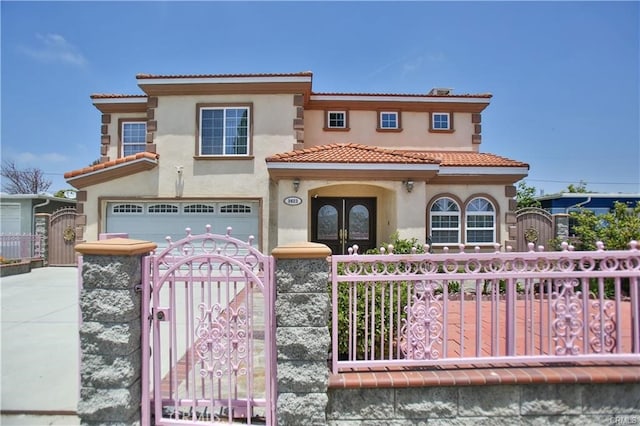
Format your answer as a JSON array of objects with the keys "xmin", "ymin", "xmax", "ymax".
[
  {"xmin": 430, "ymin": 198, "xmax": 461, "ymax": 245},
  {"xmin": 432, "ymin": 112, "xmax": 451, "ymax": 130},
  {"xmin": 379, "ymin": 111, "xmax": 399, "ymax": 129},
  {"xmin": 121, "ymin": 121, "xmax": 147, "ymax": 157},
  {"xmin": 465, "ymin": 198, "xmax": 496, "ymax": 244},
  {"xmin": 147, "ymin": 203, "xmax": 180, "ymax": 214},
  {"xmin": 327, "ymin": 111, "xmax": 347, "ymax": 129},
  {"xmin": 199, "ymin": 106, "xmax": 251, "ymax": 156},
  {"xmin": 112, "ymin": 203, "xmax": 144, "ymax": 214}
]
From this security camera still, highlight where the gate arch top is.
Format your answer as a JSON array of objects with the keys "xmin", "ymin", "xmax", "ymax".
[
  {"xmin": 154, "ymin": 225, "xmax": 267, "ymax": 269},
  {"xmin": 516, "ymin": 207, "xmax": 552, "ymax": 221}
]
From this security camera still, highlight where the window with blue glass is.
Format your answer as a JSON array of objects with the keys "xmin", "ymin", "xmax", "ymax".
[
  {"xmin": 379, "ymin": 111, "xmax": 399, "ymax": 129},
  {"xmin": 122, "ymin": 122, "xmax": 147, "ymax": 156},
  {"xmin": 200, "ymin": 107, "xmax": 250, "ymax": 156},
  {"xmin": 432, "ymin": 113, "xmax": 450, "ymax": 130}
]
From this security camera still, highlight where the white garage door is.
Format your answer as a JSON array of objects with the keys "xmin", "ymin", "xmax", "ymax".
[{"xmin": 106, "ymin": 201, "xmax": 259, "ymax": 249}]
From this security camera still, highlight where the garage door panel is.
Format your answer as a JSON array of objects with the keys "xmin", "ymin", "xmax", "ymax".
[{"xmin": 106, "ymin": 201, "xmax": 259, "ymax": 248}]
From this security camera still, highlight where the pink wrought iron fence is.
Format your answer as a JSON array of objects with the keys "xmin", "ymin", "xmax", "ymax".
[
  {"xmin": 331, "ymin": 241, "xmax": 640, "ymax": 373},
  {"xmin": 0, "ymin": 233, "xmax": 42, "ymax": 260}
]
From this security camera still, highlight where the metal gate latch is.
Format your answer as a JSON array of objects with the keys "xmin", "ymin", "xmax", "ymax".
[{"xmin": 153, "ymin": 308, "xmax": 170, "ymax": 321}]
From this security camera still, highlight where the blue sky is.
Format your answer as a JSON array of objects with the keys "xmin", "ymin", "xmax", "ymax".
[{"xmin": 1, "ymin": 1, "xmax": 638, "ymax": 195}]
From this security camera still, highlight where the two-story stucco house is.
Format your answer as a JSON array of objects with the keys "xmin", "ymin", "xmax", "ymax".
[{"xmin": 64, "ymin": 71, "xmax": 529, "ymax": 254}]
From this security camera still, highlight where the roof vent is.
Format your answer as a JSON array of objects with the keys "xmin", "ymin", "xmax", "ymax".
[{"xmin": 429, "ymin": 88, "xmax": 453, "ymax": 96}]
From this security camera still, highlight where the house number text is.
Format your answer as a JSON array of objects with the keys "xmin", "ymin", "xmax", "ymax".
[{"xmin": 283, "ymin": 196, "xmax": 303, "ymax": 206}]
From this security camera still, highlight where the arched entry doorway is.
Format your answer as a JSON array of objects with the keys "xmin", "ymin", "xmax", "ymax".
[{"xmin": 311, "ymin": 197, "xmax": 376, "ymax": 254}]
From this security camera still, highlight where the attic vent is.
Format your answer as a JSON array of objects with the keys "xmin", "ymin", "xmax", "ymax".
[{"xmin": 429, "ymin": 88, "xmax": 452, "ymax": 96}]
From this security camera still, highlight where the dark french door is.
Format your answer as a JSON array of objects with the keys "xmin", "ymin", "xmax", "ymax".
[{"xmin": 311, "ymin": 197, "xmax": 376, "ymax": 255}]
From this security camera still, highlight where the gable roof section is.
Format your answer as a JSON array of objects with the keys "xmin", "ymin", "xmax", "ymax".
[
  {"xmin": 266, "ymin": 143, "xmax": 528, "ymax": 183},
  {"xmin": 64, "ymin": 152, "xmax": 159, "ymax": 189},
  {"xmin": 267, "ymin": 143, "xmax": 438, "ymax": 164}
]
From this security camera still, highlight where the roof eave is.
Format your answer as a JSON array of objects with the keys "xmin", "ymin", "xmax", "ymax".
[
  {"xmin": 66, "ymin": 158, "xmax": 159, "ymax": 189},
  {"xmin": 92, "ymin": 97, "xmax": 148, "ymax": 113},
  {"xmin": 266, "ymin": 162, "xmax": 440, "ymax": 181}
]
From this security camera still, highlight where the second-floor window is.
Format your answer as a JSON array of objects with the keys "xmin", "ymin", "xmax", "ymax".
[
  {"xmin": 431, "ymin": 113, "xmax": 451, "ymax": 130},
  {"xmin": 379, "ymin": 111, "xmax": 399, "ymax": 129},
  {"xmin": 199, "ymin": 107, "xmax": 250, "ymax": 156},
  {"xmin": 327, "ymin": 111, "xmax": 347, "ymax": 129},
  {"xmin": 122, "ymin": 122, "xmax": 147, "ymax": 156}
]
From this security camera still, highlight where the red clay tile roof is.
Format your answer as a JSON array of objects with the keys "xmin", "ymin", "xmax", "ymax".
[
  {"xmin": 136, "ymin": 72, "xmax": 313, "ymax": 79},
  {"xmin": 266, "ymin": 143, "xmax": 439, "ymax": 164},
  {"xmin": 312, "ymin": 92, "xmax": 492, "ymax": 99},
  {"xmin": 64, "ymin": 152, "xmax": 159, "ymax": 179},
  {"xmin": 267, "ymin": 144, "xmax": 528, "ymax": 168},
  {"xmin": 90, "ymin": 94, "xmax": 146, "ymax": 99},
  {"xmin": 405, "ymin": 151, "xmax": 529, "ymax": 168}
]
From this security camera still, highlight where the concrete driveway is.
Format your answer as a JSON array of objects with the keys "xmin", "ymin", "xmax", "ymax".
[{"xmin": 1, "ymin": 266, "xmax": 80, "ymax": 425}]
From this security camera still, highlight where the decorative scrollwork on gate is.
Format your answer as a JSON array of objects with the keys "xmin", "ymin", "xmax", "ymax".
[
  {"xmin": 62, "ymin": 225, "xmax": 76, "ymax": 242},
  {"xmin": 524, "ymin": 227, "xmax": 538, "ymax": 244},
  {"xmin": 589, "ymin": 300, "xmax": 616, "ymax": 353},
  {"xmin": 400, "ymin": 280, "xmax": 444, "ymax": 360},
  {"xmin": 551, "ymin": 278, "xmax": 583, "ymax": 355},
  {"xmin": 195, "ymin": 302, "xmax": 249, "ymax": 379}
]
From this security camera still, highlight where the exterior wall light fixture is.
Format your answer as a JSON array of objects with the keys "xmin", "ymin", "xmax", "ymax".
[
  {"xmin": 293, "ymin": 178, "xmax": 300, "ymax": 192},
  {"xmin": 404, "ymin": 180, "xmax": 414, "ymax": 193}
]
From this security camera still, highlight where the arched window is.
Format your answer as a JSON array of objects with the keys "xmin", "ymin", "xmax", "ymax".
[
  {"xmin": 430, "ymin": 197, "xmax": 460, "ymax": 244},
  {"xmin": 466, "ymin": 197, "xmax": 495, "ymax": 244}
]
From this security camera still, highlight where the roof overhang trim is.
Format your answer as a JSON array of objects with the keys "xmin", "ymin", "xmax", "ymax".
[
  {"xmin": 266, "ymin": 162, "xmax": 440, "ymax": 171},
  {"xmin": 138, "ymin": 76, "xmax": 313, "ymax": 85},
  {"xmin": 66, "ymin": 157, "xmax": 158, "ymax": 189},
  {"xmin": 438, "ymin": 166, "xmax": 530, "ymax": 175},
  {"xmin": 92, "ymin": 97, "xmax": 148, "ymax": 104},
  {"xmin": 310, "ymin": 95, "xmax": 490, "ymax": 104}
]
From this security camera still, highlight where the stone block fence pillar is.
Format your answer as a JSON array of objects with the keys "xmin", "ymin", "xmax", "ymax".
[
  {"xmin": 272, "ymin": 242, "xmax": 332, "ymax": 426},
  {"xmin": 75, "ymin": 238, "xmax": 156, "ymax": 426}
]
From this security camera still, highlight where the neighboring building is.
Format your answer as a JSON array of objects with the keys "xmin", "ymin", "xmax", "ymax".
[
  {"xmin": 0, "ymin": 193, "xmax": 77, "ymax": 263},
  {"xmin": 538, "ymin": 193, "xmax": 640, "ymax": 215},
  {"xmin": 64, "ymin": 72, "xmax": 529, "ymax": 254},
  {"xmin": 0, "ymin": 193, "xmax": 76, "ymax": 235}
]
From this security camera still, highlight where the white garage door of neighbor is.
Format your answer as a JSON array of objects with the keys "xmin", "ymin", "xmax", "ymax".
[
  {"xmin": 105, "ymin": 201, "xmax": 259, "ymax": 248},
  {"xmin": 0, "ymin": 204, "xmax": 22, "ymax": 234}
]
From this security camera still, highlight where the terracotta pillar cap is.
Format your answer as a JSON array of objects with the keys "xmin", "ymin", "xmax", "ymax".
[{"xmin": 75, "ymin": 238, "xmax": 157, "ymax": 256}]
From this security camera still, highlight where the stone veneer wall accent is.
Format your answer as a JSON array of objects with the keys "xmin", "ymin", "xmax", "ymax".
[
  {"xmin": 272, "ymin": 242, "xmax": 332, "ymax": 426},
  {"xmin": 34, "ymin": 213, "xmax": 49, "ymax": 265},
  {"xmin": 293, "ymin": 94, "xmax": 305, "ymax": 150},
  {"xmin": 327, "ymin": 383, "xmax": 640, "ymax": 424},
  {"xmin": 471, "ymin": 112, "xmax": 482, "ymax": 148},
  {"xmin": 100, "ymin": 113, "xmax": 111, "ymax": 163},
  {"xmin": 146, "ymin": 97, "xmax": 158, "ymax": 153},
  {"xmin": 75, "ymin": 239, "xmax": 156, "ymax": 426},
  {"xmin": 504, "ymin": 184, "xmax": 517, "ymax": 249},
  {"xmin": 75, "ymin": 190, "xmax": 87, "ymax": 242}
]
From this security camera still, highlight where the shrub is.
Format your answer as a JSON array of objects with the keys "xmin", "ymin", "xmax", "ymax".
[{"xmin": 331, "ymin": 232, "xmax": 428, "ymax": 359}]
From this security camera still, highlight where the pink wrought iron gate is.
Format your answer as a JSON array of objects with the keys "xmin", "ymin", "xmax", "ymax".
[{"xmin": 142, "ymin": 227, "xmax": 275, "ymax": 425}]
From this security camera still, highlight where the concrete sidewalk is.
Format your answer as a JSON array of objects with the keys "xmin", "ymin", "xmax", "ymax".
[{"xmin": 1, "ymin": 266, "xmax": 80, "ymax": 425}]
